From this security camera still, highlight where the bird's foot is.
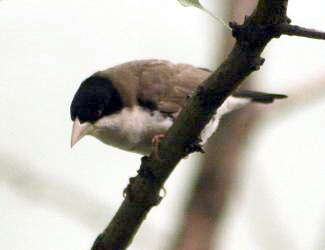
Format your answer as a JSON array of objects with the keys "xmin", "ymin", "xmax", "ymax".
[{"xmin": 151, "ymin": 134, "xmax": 166, "ymax": 160}]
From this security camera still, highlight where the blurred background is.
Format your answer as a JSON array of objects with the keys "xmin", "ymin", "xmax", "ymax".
[{"xmin": 1, "ymin": 0, "xmax": 325, "ymax": 249}]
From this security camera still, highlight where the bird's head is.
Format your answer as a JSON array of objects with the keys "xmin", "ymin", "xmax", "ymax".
[{"xmin": 70, "ymin": 75, "xmax": 123, "ymax": 147}]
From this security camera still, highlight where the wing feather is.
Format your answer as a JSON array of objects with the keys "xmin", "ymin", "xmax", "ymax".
[{"xmin": 137, "ymin": 60, "xmax": 210, "ymax": 117}]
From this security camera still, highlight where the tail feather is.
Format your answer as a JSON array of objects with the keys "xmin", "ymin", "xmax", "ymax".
[{"xmin": 232, "ymin": 90, "xmax": 287, "ymax": 104}]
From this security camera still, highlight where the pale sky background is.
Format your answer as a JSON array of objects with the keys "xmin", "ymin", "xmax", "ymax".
[{"xmin": 0, "ymin": 0, "xmax": 325, "ymax": 250}]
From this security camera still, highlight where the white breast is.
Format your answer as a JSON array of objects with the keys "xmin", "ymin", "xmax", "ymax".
[{"xmin": 91, "ymin": 107, "xmax": 173, "ymax": 155}]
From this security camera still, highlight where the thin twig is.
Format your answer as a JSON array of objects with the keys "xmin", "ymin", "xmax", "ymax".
[{"xmin": 279, "ymin": 24, "xmax": 325, "ymax": 40}]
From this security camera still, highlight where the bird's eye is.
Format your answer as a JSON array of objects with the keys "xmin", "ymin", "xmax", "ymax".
[{"xmin": 95, "ymin": 110, "xmax": 103, "ymax": 117}]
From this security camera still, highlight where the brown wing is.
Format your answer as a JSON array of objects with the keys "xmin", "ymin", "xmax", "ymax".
[{"xmin": 137, "ymin": 59, "xmax": 210, "ymax": 118}]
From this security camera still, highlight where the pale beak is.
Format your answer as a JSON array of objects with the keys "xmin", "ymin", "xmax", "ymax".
[{"xmin": 70, "ymin": 118, "xmax": 93, "ymax": 148}]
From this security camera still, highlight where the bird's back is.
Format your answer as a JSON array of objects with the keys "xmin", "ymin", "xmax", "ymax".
[{"xmin": 97, "ymin": 59, "xmax": 210, "ymax": 118}]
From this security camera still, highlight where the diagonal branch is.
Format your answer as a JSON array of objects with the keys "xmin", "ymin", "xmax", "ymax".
[
  {"xmin": 279, "ymin": 24, "xmax": 325, "ymax": 40},
  {"xmin": 90, "ymin": 1, "xmax": 325, "ymax": 249},
  {"xmin": 169, "ymin": 1, "xmax": 258, "ymax": 249}
]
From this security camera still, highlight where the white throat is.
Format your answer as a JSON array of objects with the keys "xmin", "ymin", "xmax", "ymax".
[{"xmin": 90, "ymin": 106, "xmax": 173, "ymax": 154}]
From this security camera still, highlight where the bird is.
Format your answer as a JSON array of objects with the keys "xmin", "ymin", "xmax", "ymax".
[{"xmin": 70, "ymin": 59, "xmax": 286, "ymax": 155}]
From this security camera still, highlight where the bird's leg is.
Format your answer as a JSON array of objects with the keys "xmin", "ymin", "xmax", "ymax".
[{"xmin": 151, "ymin": 134, "xmax": 166, "ymax": 160}]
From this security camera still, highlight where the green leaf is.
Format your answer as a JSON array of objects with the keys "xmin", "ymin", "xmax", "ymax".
[
  {"xmin": 177, "ymin": 0, "xmax": 203, "ymax": 8},
  {"xmin": 177, "ymin": 0, "xmax": 231, "ymax": 31}
]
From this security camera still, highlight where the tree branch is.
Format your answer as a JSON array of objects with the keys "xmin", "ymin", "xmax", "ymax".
[
  {"xmin": 169, "ymin": 1, "xmax": 258, "ymax": 249},
  {"xmin": 90, "ymin": 1, "xmax": 325, "ymax": 249},
  {"xmin": 279, "ymin": 24, "xmax": 325, "ymax": 40}
]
